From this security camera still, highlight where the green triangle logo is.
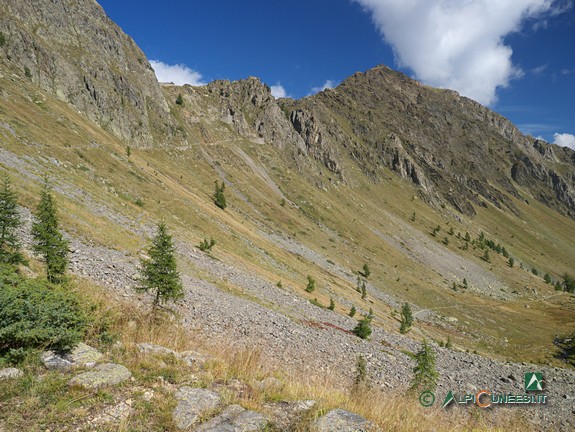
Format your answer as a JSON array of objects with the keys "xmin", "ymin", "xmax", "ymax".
[
  {"xmin": 525, "ymin": 372, "xmax": 544, "ymax": 391},
  {"xmin": 442, "ymin": 391, "xmax": 455, "ymax": 409}
]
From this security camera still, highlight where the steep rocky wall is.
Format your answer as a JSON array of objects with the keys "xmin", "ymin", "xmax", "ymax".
[{"xmin": 0, "ymin": 0, "xmax": 170, "ymax": 146}]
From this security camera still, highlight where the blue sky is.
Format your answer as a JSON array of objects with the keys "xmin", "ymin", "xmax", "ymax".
[{"xmin": 97, "ymin": 0, "xmax": 575, "ymax": 148}]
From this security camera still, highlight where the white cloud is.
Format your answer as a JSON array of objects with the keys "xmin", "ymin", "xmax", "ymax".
[
  {"xmin": 149, "ymin": 60, "xmax": 206, "ymax": 86},
  {"xmin": 310, "ymin": 80, "xmax": 337, "ymax": 95},
  {"xmin": 553, "ymin": 132, "xmax": 575, "ymax": 150},
  {"xmin": 270, "ymin": 83, "xmax": 288, "ymax": 99},
  {"xmin": 354, "ymin": 0, "xmax": 563, "ymax": 106}
]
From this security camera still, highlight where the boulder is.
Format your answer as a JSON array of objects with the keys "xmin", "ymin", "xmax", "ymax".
[
  {"xmin": 173, "ymin": 387, "xmax": 221, "ymax": 430},
  {"xmin": 195, "ymin": 404, "xmax": 268, "ymax": 432},
  {"xmin": 0, "ymin": 367, "xmax": 23, "ymax": 380},
  {"xmin": 68, "ymin": 363, "xmax": 132, "ymax": 389},
  {"xmin": 42, "ymin": 343, "xmax": 103, "ymax": 370},
  {"xmin": 313, "ymin": 409, "xmax": 373, "ymax": 432}
]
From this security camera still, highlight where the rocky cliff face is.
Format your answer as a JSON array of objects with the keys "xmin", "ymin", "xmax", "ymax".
[
  {"xmin": 280, "ymin": 66, "xmax": 575, "ymax": 218},
  {"xmin": 0, "ymin": 0, "xmax": 170, "ymax": 146},
  {"xmin": 2, "ymin": 0, "xmax": 573, "ymax": 220}
]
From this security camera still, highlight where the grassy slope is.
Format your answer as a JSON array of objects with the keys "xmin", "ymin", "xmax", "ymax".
[{"xmin": 0, "ymin": 66, "xmax": 574, "ymax": 371}]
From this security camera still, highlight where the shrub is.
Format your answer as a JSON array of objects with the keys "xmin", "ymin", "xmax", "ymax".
[
  {"xmin": 175, "ymin": 94, "xmax": 184, "ymax": 105},
  {"xmin": 544, "ymin": 273, "xmax": 552, "ymax": 284},
  {"xmin": 349, "ymin": 305, "xmax": 357, "ymax": 317},
  {"xmin": 213, "ymin": 181, "xmax": 227, "ymax": 210},
  {"xmin": 362, "ymin": 263, "xmax": 371, "ymax": 278},
  {"xmin": 328, "ymin": 298, "xmax": 335, "ymax": 311},
  {"xmin": 531, "ymin": 267, "xmax": 539, "ymax": 276},
  {"xmin": 305, "ymin": 275, "xmax": 315, "ymax": 293},
  {"xmin": 353, "ymin": 316, "xmax": 372, "ymax": 339},
  {"xmin": 481, "ymin": 249, "xmax": 490, "ymax": 262},
  {"xmin": 508, "ymin": 256, "xmax": 514, "ymax": 267},
  {"xmin": 0, "ymin": 276, "xmax": 86, "ymax": 354},
  {"xmin": 198, "ymin": 237, "xmax": 216, "ymax": 252}
]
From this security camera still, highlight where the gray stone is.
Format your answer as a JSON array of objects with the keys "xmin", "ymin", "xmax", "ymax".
[
  {"xmin": 178, "ymin": 350, "xmax": 207, "ymax": 367},
  {"xmin": 137, "ymin": 342, "xmax": 178, "ymax": 357},
  {"xmin": 42, "ymin": 343, "xmax": 103, "ymax": 370},
  {"xmin": 195, "ymin": 404, "xmax": 268, "ymax": 432},
  {"xmin": 313, "ymin": 409, "xmax": 373, "ymax": 432},
  {"xmin": 137, "ymin": 343, "xmax": 206, "ymax": 367},
  {"xmin": 173, "ymin": 387, "xmax": 221, "ymax": 430},
  {"xmin": 0, "ymin": 368, "xmax": 23, "ymax": 380},
  {"xmin": 68, "ymin": 363, "xmax": 132, "ymax": 389},
  {"xmin": 265, "ymin": 400, "xmax": 316, "ymax": 431}
]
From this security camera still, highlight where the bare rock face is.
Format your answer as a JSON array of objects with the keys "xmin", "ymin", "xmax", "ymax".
[
  {"xmin": 42, "ymin": 343, "xmax": 103, "ymax": 370},
  {"xmin": 195, "ymin": 404, "xmax": 268, "ymax": 432},
  {"xmin": 173, "ymin": 387, "xmax": 221, "ymax": 430},
  {"xmin": 68, "ymin": 363, "xmax": 132, "ymax": 389},
  {"xmin": 0, "ymin": 0, "xmax": 170, "ymax": 146},
  {"xmin": 313, "ymin": 409, "xmax": 374, "ymax": 432},
  {"xmin": 0, "ymin": 367, "xmax": 23, "ymax": 380}
]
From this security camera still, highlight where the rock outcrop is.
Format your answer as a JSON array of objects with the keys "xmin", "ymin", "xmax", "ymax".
[{"xmin": 0, "ymin": 0, "xmax": 171, "ymax": 146}]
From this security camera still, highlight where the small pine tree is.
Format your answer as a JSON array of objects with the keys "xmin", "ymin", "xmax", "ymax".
[
  {"xmin": 508, "ymin": 256, "xmax": 514, "ymax": 267},
  {"xmin": 354, "ymin": 354, "xmax": 368, "ymax": 387},
  {"xmin": 446, "ymin": 336, "xmax": 453, "ymax": 349},
  {"xmin": 555, "ymin": 281, "xmax": 563, "ymax": 291},
  {"xmin": 563, "ymin": 274, "xmax": 575, "ymax": 294},
  {"xmin": 544, "ymin": 273, "xmax": 552, "ymax": 284},
  {"xmin": 305, "ymin": 275, "xmax": 315, "ymax": 293},
  {"xmin": 328, "ymin": 298, "xmax": 335, "ymax": 311},
  {"xmin": 126, "ymin": 146, "xmax": 131, "ymax": 157},
  {"xmin": 448, "ymin": 227, "xmax": 454, "ymax": 235},
  {"xmin": 213, "ymin": 181, "xmax": 227, "ymax": 210},
  {"xmin": 356, "ymin": 276, "xmax": 362, "ymax": 293},
  {"xmin": 464, "ymin": 231, "xmax": 471, "ymax": 242},
  {"xmin": 276, "ymin": 280, "xmax": 283, "ymax": 288},
  {"xmin": 198, "ymin": 237, "xmax": 216, "ymax": 252},
  {"xmin": 442, "ymin": 237, "xmax": 449, "ymax": 245},
  {"xmin": 362, "ymin": 263, "xmax": 371, "ymax": 278},
  {"xmin": 410, "ymin": 339, "xmax": 439, "ymax": 392},
  {"xmin": 349, "ymin": 305, "xmax": 357, "ymax": 317},
  {"xmin": 175, "ymin": 94, "xmax": 184, "ymax": 105},
  {"xmin": 410, "ymin": 212, "xmax": 416, "ymax": 222},
  {"xmin": 400, "ymin": 302, "xmax": 414, "ymax": 334},
  {"xmin": 137, "ymin": 222, "xmax": 183, "ymax": 309},
  {"xmin": 32, "ymin": 179, "xmax": 69, "ymax": 283},
  {"xmin": 0, "ymin": 174, "xmax": 24, "ymax": 265},
  {"xmin": 462, "ymin": 242, "xmax": 468, "ymax": 251},
  {"xmin": 531, "ymin": 267, "xmax": 539, "ymax": 276},
  {"xmin": 353, "ymin": 315, "xmax": 372, "ymax": 339},
  {"xmin": 502, "ymin": 247, "xmax": 509, "ymax": 258},
  {"xmin": 361, "ymin": 281, "xmax": 367, "ymax": 299},
  {"xmin": 481, "ymin": 249, "xmax": 490, "ymax": 262}
]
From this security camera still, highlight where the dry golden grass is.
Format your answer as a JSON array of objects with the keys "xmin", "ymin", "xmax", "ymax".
[{"xmin": 67, "ymin": 277, "xmax": 533, "ymax": 432}]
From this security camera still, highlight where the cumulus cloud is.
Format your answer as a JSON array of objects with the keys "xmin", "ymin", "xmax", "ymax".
[
  {"xmin": 354, "ymin": 0, "xmax": 563, "ymax": 105},
  {"xmin": 309, "ymin": 80, "xmax": 337, "ymax": 95},
  {"xmin": 553, "ymin": 132, "xmax": 575, "ymax": 150},
  {"xmin": 149, "ymin": 60, "xmax": 206, "ymax": 86},
  {"xmin": 270, "ymin": 83, "xmax": 288, "ymax": 99}
]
